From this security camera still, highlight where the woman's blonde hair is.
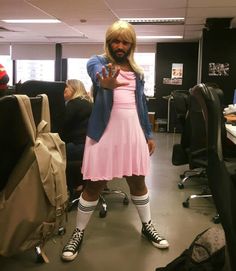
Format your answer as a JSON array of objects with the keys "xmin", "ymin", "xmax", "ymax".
[
  {"xmin": 104, "ymin": 20, "xmax": 144, "ymax": 75},
  {"xmin": 66, "ymin": 79, "xmax": 93, "ymax": 102}
]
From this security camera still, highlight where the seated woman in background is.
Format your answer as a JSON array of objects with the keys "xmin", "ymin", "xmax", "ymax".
[{"xmin": 60, "ymin": 79, "xmax": 93, "ymax": 197}]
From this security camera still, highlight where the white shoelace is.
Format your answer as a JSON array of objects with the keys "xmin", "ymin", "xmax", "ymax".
[
  {"xmin": 145, "ymin": 223, "xmax": 163, "ymax": 241},
  {"xmin": 65, "ymin": 229, "xmax": 83, "ymax": 251}
]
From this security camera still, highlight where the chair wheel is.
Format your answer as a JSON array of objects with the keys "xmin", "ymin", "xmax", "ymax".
[
  {"xmin": 66, "ymin": 202, "xmax": 75, "ymax": 212},
  {"xmin": 178, "ymin": 183, "xmax": 184, "ymax": 189},
  {"xmin": 36, "ymin": 254, "xmax": 45, "ymax": 263},
  {"xmin": 123, "ymin": 197, "xmax": 129, "ymax": 205},
  {"xmin": 182, "ymin": 201, "xmax": 189, "ymax": 208},
  {"xmin": 99, "ymin": 209, "xmax": 107, "ymax": 218},
  {"xmin": 35, "ymin": 246, "xmax": 48, "ymax": 263},
  {"xmin": 213, "ymin": 214, "xmax": 220, "ymax": 224},
  {"xmin": 58, "ymin": 226, "xmax": 66, "ymax": 236}
]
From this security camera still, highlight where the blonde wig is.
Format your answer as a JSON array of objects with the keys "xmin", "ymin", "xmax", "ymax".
[
  {"xmin": 66, "ymin": 79, "xmax": 93, "ymax": 102},
  {"xmin": 104, "ymin": 20, "xmax": 144, "ymax": 75}
]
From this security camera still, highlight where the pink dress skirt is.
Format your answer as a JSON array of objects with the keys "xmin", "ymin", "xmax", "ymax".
[{"xmin": 81, "ymin": 70, "xmax": 150, "ymax": 181}]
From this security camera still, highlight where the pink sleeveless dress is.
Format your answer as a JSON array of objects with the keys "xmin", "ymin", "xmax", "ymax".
[{"xmin": 81, "ymin": 70, "xmax": 150, "ymax": 181}]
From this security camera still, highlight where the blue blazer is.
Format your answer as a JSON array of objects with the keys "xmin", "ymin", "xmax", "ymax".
[{"xmin": 86, "ymin": 55, "xmax": 152, "ymax": 142}]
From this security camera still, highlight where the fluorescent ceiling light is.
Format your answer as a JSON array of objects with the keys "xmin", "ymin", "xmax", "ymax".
[
  {"xmin": 121, "ymin": 17, "xmax": 185, "ymax": 25},
  {"xmin": 137, "ymin": 36, "xmax": 183, "ymax": 39},
  {"xmin": 2, "ymin": 19, "xmax": 61, "ymax": 23}
]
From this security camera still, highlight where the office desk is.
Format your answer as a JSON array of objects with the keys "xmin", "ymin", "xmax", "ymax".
[{"xmin": 226, "ymin": 124, "xmax": 236, "ymax": 144}]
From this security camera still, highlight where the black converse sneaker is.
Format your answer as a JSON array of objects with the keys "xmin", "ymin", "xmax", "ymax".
[
  {"xmin": 61, "ymin": 228, "xmax": 84, "ymax": 261},
  {"xmin": 142, "ymin": 221, "xmax": 169, "ymax": 249}
]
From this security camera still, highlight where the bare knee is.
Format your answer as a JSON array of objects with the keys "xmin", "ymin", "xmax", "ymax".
[
  {"xmin": 82, "ymin": 180, "xmax": 107, "ymax": 201},
  {"xmin": 126, "ymin": 175, "xmax": 147, "ymax": 196}
]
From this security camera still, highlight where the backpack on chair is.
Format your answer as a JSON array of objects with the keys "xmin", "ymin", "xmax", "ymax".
[
  {"xmin": 0, "ymin": 94, "xmax": 68, "ymax": 262},
  {"xmin": 156, "ymin": 227, "xmax": 226, "ymax": 271}
]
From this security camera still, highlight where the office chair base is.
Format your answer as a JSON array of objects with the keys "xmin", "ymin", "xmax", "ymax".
[
  {"xmin": 67, "ymin": 197, "xmax": 80, "ymax": 212},
  {"xmin": 99, "ymin": 194, "xmax": 108, "ymax": 218},
  {"xmin": 212, "ymin": 214, "xmax": 221, "ymax": 224},
  {"xmin": 178, "ymin": 168, "xmax": 207, "ymax": 189},
  {"xmin": 182, "ymin": 194, "xmax": 212, "ymax": 208},
  {"xmin": 99, "ymin": 188, "xmax": 129, "ymax": 218},
  {"xmin": 35, "ymin": 246, "xmax": 49, "ymax": 263}
]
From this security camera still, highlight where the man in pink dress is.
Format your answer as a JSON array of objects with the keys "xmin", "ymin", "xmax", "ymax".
[{"xmin": 61, "ymin": 20, "xmax": 169, "ymax": 262}]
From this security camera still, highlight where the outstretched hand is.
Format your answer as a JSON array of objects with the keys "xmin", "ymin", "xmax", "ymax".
[{"xmin": 96, "ymin": 63, "xmax": 129, "ymax": 90}]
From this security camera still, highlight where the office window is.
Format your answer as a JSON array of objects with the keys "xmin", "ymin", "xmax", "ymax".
[
  {"xmin": 16, "ymin": 60, "xmax": 54, "ymax": 83},
  {"xmin": 67, "ymin": 58, "xmax": 92, "ymax": 92},
  {"xmin": 0, "ymin": 55, "xmax": 13, "ymax": 86},
  {"xmin": 134, "ymin": 53, "xmax": 155, "ymax": 97}
]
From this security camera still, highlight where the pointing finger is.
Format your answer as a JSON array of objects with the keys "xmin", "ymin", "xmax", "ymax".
[
  {"xmin": 102, "ymin": 66, "xmax": 107, "ymax": 78},
  {"xmin": 96, "ymin": 72, "xmax": 101, "ymax": 80},
  {"xmin": 107, "ymin": 63, "xmax": 113, "ymax": 77}
]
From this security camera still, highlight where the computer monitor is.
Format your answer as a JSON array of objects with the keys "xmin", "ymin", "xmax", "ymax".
[{"xmin": 233, "ymin": 89, "xmax": 236, "ymax": 104}]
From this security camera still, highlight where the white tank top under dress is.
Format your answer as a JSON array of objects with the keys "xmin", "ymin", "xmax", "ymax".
[{"xmin": 81, "ymin": 70, "xmax": 150, "ymax": 181}]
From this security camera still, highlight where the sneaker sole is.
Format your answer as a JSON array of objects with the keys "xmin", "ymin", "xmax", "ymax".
[
  {"xmin": 151, "ymin": 241, "xmax": 169, "ymax": 249},
  {"xmin": 61, "ymin": 251, "xmax": 78, "ymax": 262},
  {"xmin": 142, "ymin": 234, "xmax": 169, "ymax": 249}
]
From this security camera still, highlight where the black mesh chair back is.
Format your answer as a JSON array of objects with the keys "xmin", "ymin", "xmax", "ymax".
[
  {"xmin": 192, "ymin": 83, "xmax": 236, "ymax": 271},
  {"xmin": 173, "ymin": 85, "xmax": 209, "ymax": 191},
  {"xmin": 171, "ymin": 91, "xmax": 190, "ymax": 166},
  {"xmin": 171, "ymin": 90, "xmax": 190, "ymax": 129},
  {"xmin": 0, "ymin": 95, "xmax": 42, "ymax": 191},
  {"xmin": 16, "ymin": 80, "xmax": 66, "ymax": 133},
  {"xmin": 188, "ymin": 89, "xmax": 208, "ymax": 169},
  {"xmin": 172, "ymin": 88, "xmax": 207, "ymax": 169}
]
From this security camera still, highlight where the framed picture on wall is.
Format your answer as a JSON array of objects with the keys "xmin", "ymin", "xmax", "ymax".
[
  {"xmin": 171, "ymin": 63, "xmax": 183, "ymax": 79},
  {"xmin": 208, "ymin": 62, "xmax": 229, "ymax": 76}
]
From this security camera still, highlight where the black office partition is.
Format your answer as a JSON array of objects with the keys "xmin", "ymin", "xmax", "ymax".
[
  {"xmin": 155, "ymin": 42, "xmax": 198, "ymax": 123},
  {"xmin": 201, "ymin": 28, "xmax": 236, "ymax": 106}
]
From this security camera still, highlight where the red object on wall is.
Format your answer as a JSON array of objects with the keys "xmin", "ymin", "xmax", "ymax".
[{"xmin": 0, "ymin": 64, "xmax": 9, "ymax": 90}]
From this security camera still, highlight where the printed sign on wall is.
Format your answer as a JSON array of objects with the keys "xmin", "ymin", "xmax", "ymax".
[{"xmin": 171, "ymin": 63, "xmax": 183, "ymax": 79}]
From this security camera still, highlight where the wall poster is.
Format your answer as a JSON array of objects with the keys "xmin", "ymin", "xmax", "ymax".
[
  {"xmin": 171, "ymin": 63, "xmax": 183, "ymax": 79},
  {"xmin": 162, "ymin": 63, "xmax": 183, "ymax": 85},
  {"xmin": 208, "ymin": 62, "xmax": 229, "ymax": 76}
]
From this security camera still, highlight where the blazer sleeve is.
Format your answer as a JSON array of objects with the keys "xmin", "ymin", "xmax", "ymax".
[{"xmin": 87, "ymin": 55, "xmax": 107, "ymax": 86}]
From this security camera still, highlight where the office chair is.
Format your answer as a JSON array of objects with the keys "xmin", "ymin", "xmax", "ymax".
[
  {"xmin": 171, "ymin": 90, "xmax": 207, "ymax": 189},
  {"xmin": 192, "ymin": 83, "xmax": 236, "ymax": 271},
  {"xmin": 0, "ymin": 95, "xmax": 29, "ymax": 192},
  {"xmin": 171, "ymin": 90, "xmax": 190, "ymax": 129},
  {"xmin": 171, "ymin": 90, "xmax": 190, "ymax": 170},
  {"xmin": 15, "ymin": 80, "xmax": 66, "ymax": 133},
  {"xmin": 180, "ymin": 87, "xmax": 212, "ymax": 208}
]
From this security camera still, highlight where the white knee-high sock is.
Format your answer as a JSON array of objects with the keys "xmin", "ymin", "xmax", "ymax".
[
  {"xmin": 131, "ymin": 193, "xmax": 151, "ymax": 224},
  {"xmin": 76, "ymin": 194, "xmax": 98, "ymax": 231}
]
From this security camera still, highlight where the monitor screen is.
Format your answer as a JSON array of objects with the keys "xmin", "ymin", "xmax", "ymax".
[{"xmin": 233, "ymin": 89, "xmax": 236, "ymax": 104}]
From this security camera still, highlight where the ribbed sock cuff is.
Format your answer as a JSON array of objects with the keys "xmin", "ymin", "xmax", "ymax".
[
  {"xmin": 131, "ymin": 193, "xmax": 149, "ymax": 205},
  {"xmin": 78, "ymin": 195, "xmax": 99, "ymax": 212}
]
